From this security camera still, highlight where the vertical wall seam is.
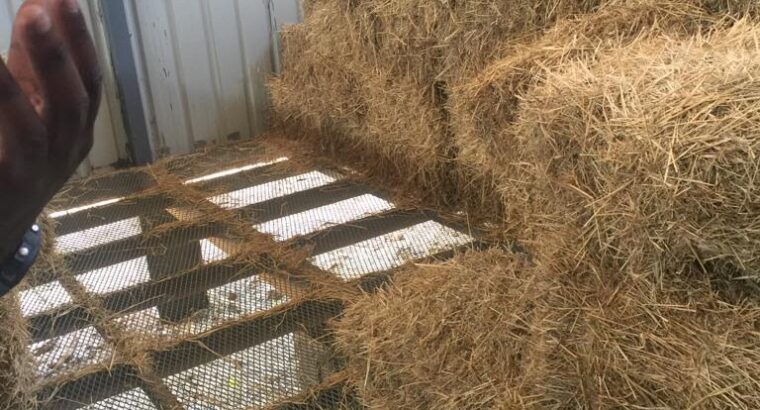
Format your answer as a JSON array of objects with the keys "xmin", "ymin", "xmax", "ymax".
[
  {"xmin": 268, "ymin": 0, "xmax": 282, "ymax": 74},
  {"xmin": 86, "ymin": 0, "xmax": 129, "ymax": 162},
  {"xmin": 126, "ymin": 0, "xmax": 160, "ymax": 157},
  {"xmin": 199, "ymin": 0, "xmax": 225, "ymax": 142},
  {"xmin": 233, "ymin": 0, "xmax": 256, "ymax": 139},
  {"xmin": 164, "ymin": 0, "xmax": 197, "ymax": 150}
]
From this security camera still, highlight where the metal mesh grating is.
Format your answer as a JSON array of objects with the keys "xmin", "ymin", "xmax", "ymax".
[
  {"xmin": 115, "ymin": 275, "xmax": 293, "ymax": 342},
  {"xmin": 82, "ymin": 388, "xmax": 157, "ymax": 410},
  {"xmin": 311, "ymin": 220, "xmax": 474, "ymax": 281},
  {"xmin": 12, "ymin": 139, "xmax": 479, "ymax": 409},
  {"xmin": 31, "ymin": 326, "xmax": 112, "ymax": 380},
  {"xmin": 50, "ymin": 169, "xmax": 157, "ymax": 211},
  {"xmin": 254, "ymin": 194, "xmax": 394, "ymax": 242},
  {"xmin": 163, "ymin": 332, "xmax": 333, "ymax": 409},
  {"xmin": 75, "ymin": 256, "xmax": 152, "ymax": 295},
  {"xmin": 20, "ymin": 281, "xmax": 73, "ymax": 317},
  {"xmin": 208, "ymin": 170, "xmax": 341, "ymax": 210}
]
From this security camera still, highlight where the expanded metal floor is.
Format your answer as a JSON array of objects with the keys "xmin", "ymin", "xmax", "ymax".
[{"xmin": 18, "ymin": 140, "xmax": 479, "ymax": 409}]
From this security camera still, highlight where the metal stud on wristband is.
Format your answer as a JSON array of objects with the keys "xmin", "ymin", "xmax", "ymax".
[{"xmin": 0, "ymin": 223, "xmax": 42, "ymax": 297}]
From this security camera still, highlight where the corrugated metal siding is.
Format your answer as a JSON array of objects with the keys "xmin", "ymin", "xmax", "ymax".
[
  {"xmin": 0, "ymin": 0, "xmax": 129, "ymax": 172},
  {"xmin": 131, "ymin": 0, "xmax": 303, "ymax": 157},
  {"xmin": 1, "ymin": 0, "xmax": 304, "ymax": 163}
]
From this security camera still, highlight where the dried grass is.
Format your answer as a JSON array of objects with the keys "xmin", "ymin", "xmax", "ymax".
[
  {"xmin": 0, "ymin": 293, "xmax": 37, "ymax": 410},
  {"xmin": 273, "ymin": 0, "xmax": 756, "ymax": 218},
  {"xmin": 270, "ymin": 15, "xmax": 365, "ymax": 135},
  {"xmin": 270, "ymin": 0, "xmax": 610, "ymax": 209},
  {"xmin": 513, "ymin": 21, "xmax": 760, "ymax": 281},
  {"xmin": 449, "ymin": 0, "xmax": 716, "ymax": 178},
  {"xmin": 270, "ymin": 16, "xmax": 455, "ymax": 204},
  {"xmin": 353, "ymin": 0, "xmax": 603, "ymax": 83},
  {"xmin": 335, "ymin": 249, "xmax": 760, "ymax": 409}
]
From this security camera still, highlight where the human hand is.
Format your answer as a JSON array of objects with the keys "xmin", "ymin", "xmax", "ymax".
[{"xmin": 0, "ymin": 0, "xmax": 101, "ymax": 260}]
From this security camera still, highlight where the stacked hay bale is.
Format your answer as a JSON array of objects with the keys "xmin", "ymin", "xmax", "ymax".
[
  {"xmin": 269, "ymin": 0, "xmax": 603, "ymax": 204},
  {"xmin": 269, "ymin": 3, "xmax": 363, "ymax": 135},
  {"xmin": 335, "ymin": 249, "xmax": 760, "ymax": 409},
  {"xmin": 449, "ymin": 0, "xmax": 716, "ymax": 211},
  {"xmin": 701, "ymin": 0, "xmax": 760, "ymax": 16},
  {"xmin": 449, "ymin": 0, "xmax": 760, "ymax": 282},
  {"xmin": 270, "ymin": 2, "xmax": 451, "ymax": 198},
  {"xmin": 351, "ymin": 0, "xmax": 605, "ymax": 82},
  {"xmin": 512, "ymin": 21, "xmax": 760, "ymax": 281},
  {"xmin": 315, "ymin": 1, "xmax": 760, "ymax": 409}
]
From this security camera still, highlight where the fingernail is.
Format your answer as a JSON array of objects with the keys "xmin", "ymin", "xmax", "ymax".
[
  {"xmin": 28, "ymin": 7, "xmax": 52, "ymax": 34},
  {"xmin": 62, "ymin": 0, "xmax": 80, "ymax": 14}
]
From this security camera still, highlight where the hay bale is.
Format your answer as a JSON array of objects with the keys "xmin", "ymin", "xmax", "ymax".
[
  {"xmin": 448, "ymin": 0, "xmax": 716, "ymax": 222},
  {"xmin": 275, "ymin": 0, "xmax": 760, "ymax": 216},
  {"xmin": 273, "ymin": 0, "xmax": 605, "ymax": 206},
  {"xmin": 700, "ymin": 0, "xmax": 760, "ymax": 17},
  {"xmin": 543, "ymin": 264, "xmax": 760, "ymax": 409},
  {"xmin": 0, "ymin": 293, "xmax": 37, "ymax": 409},
  {"xmin": 449, "ymin": 0, "xmax": 715, "ymax": 177},
  {"xmin": 356, "ymin": 69, "xmax": 453, "ymax": 195},
  {"xmin": 334, "ymin": 249, "xmax": 760, "ymax": 409},
  {"xmin": 270, "ymin": 6, "xmax": 455, "ymax": 200},
  {"xmin": 270, "ymin": 22, "xmax": 365, "ymax": 136},
  {"xmin": 354, "ymin": 0, "xmax": 603, "ymax": 83},
  {"xmin": 515, "ymin": 21, "xmax": 760, "ymax": 280},
  {"xmin": 335, "ymin": 250, "xmax": 552, "ymax": 409}
]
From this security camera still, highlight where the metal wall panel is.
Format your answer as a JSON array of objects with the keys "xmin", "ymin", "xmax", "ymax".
[
  {"xmin": 131, "ymin": 0, "xmax": 298, "ymax": 157},
  {"xmin": 0, "ymin": 0, "xmax": 129, "ymax": 173},
  {"xmin": 2, "ymin": 0, "xmax": 303, "ymax": 164}
]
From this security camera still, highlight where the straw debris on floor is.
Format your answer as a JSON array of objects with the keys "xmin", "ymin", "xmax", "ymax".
[{"xmin": 0, "ymin": 292, "xmax": 37, "ymax": 410}]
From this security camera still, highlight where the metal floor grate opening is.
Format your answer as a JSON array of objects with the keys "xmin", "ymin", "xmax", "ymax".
[{"xmin": 16, "ymin": 139, "xmax": 479, "ymax": 409}]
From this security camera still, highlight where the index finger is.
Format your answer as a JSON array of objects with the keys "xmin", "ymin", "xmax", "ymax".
[{"xmin": 54, "ymin": 0, "xmax": 101, "ymax": 124}]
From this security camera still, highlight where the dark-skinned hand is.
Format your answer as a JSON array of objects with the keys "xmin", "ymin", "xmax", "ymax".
[{"xmin": 0, "ymin": 0, "xmax": 101, "ymax": 261}]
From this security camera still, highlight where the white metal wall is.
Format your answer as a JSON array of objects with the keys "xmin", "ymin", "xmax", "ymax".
[
  {"xmin": 129, "ymin": 0, "xmax": 303, "ymax": 157},
  {"xmin": 0, "ymin": 0, "xmax": 129, "ymax": 172},
  {"xmin": 1, "ymin": 0, "xmax": 303, "ymax": 165}
]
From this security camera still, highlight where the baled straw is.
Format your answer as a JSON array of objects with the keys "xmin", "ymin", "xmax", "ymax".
[
  {"xmin": 515, "ymin": 21, "xmax": 760, "ymax": 281},
  {"xmin": 356, "ymin": 68, "xmax": 453, "ymax": 197},
  {"xmin": 272, "ymin": 0, "xmax": 608, "ymax": 207},
  {"xmin": 269, "ymin": 20, "xmax": 365, "ymax": 137},
  {"xmin": 335, "ymin": 249, "xmax": 760, "ymax": 409},
  {"xmin": 334, "ymin": 249, "xmax": 551, "ymax": 409},
  {"xmin": 270, "ymin": 4, "xmax": 455, "ymax": 202},
  {"xmin": 450, "ymin": 0, "xmax": 715, "ymax": 177},
  {"xmin": 354, "ymin": 0, "xmax": 604, "ymax": 83}
]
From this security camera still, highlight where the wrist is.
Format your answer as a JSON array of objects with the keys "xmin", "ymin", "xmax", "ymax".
[
  {"xmin": 0, "ymin": 204, "xmax": 48, "ymax": 262},
  {"xmin": 0, "ymin": 223, "xmax": 42, "ymax": 297},
  {"xmin": 0, "ymin": 223, "xmax": 32, "ymax": 262}
]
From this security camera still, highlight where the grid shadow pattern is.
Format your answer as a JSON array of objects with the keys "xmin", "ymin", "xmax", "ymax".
[{"xmin": 17, "ymin": 140, "xmax": 481, "ymax": 409}]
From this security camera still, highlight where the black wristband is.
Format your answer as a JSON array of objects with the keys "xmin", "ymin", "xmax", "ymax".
[{"xmin": 0, "ymin": 223, "xmax": 42, "ymax": 297}]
